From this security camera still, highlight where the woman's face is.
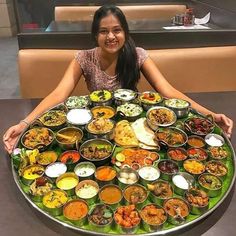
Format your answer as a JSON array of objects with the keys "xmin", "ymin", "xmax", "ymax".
[{"xmin": 97, "ymin": 14, "xmax": 125, "ymax": 55}]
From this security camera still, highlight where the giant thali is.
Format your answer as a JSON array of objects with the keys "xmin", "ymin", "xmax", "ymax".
[{"xmin": 11, "ymin": 89, "xmax": 236, "ymax": 235}]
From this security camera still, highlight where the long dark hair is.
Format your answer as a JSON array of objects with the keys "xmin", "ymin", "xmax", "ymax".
[{"xmin": 91, "ymin": 5, "xmax": 140, "ymax": 90}]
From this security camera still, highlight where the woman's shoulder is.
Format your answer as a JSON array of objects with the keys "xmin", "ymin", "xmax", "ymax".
[
  {"xmin": 75, "ymin": 48, "xmax": 97, "ymax": 61},
  {"xmin": 136, "ymin": 47, "xmax": 148, "ymax": 56},
  {"xmin": 135, "ymin": 47, "xmax": 149, "ymax": 67}
]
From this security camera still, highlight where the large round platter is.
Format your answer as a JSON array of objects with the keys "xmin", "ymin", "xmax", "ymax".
[{"xmin": 11, "ymin": 91, "xmax": 236, "ymax": 235}]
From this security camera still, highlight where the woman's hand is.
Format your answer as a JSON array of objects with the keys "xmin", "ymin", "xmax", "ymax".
[
  {"xmin": 3, "ymin": 123, "xmax": 27, "ymax": 154},
  {"xmin": 213, "ymin": 113, "xmax": 233, "ymax": 138}
]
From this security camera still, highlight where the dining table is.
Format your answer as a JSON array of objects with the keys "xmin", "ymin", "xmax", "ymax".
[{"xmin": 0, "ymin": 91, "xmax": 235, "ymax": 236}]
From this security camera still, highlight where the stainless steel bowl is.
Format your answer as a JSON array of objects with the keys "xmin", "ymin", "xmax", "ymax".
[
  {"xmin": 205, "ymin": 133, "xmax": 225, "ymax": 147},
  {"xmin": 146, "ymin": 106, "xmax": 177, "ymax": 131},
  {"xmin": 140, "ymin": 204, "xmax": 167, "ymax": 232},
  {"xmin": 79, "ymin": 138, "xmax": 114, "ymax": 167},
  {"xmin": 42, "ymin": 189, "xmax": 68, "ymax": 216},
  {"xmin": 55, "ymin": 127, "xmax": 83, "ymax": 150},
  {"xmin": 167, "ymin": 147, "xmax": 188, "ymax": 167},
  {"xmin": 158, "ymin": 159, "xmax": 179, "ymax": 181},
  {"xmin": 172, "ymin": 172, "xmax": 195, "ymax": 196},
  {"xmin": 113, "ymin": 88, "xmax": 137, "ymax": 106},
  {"xmin": 63, "ymin": 199, "xmax": 89, "ymax": 226},
  {"xmin": 95, "ymin": 166, "xmax": 117, "ymax": 187},
  {"xmin": 85, "ymin": 118, "xmax": 115, "ymax": 141},
  {"xmin": 89, "ymin": 90, "xmax": 113, "ymax": 107},
  {"xmin": 117, "ymin": 167, "xmax": 139, "ymax": 189},
  {"xmin": 198, "ymin": 173, "xmax": 223, "ymax": 197},
  {"xmin": 74, "ymin": 161, "xmax": 96, "ymax": 180},
  {"xmin": 205, "ymin": 160, "xmax": 228, "ymax": 181},
  {"xmin": 75, "ymin": 180, "xmax": 99, "ymax": 205},
  {"xmin": 138, "ymin": 165, "xmax": 160, "ymax": 187},
  {"xmin": 164, "ymin": 98, "xmax": 190, "ymax": 118},
  {"xmin": 116, "ymin": 103, "xmax": 143, "ymax": 122},
  {"xmin": 163, "ymin": 197, "xmax": 190, "ymax": 225},
  {"xmin": 56, "ymin": 172, "xmax": 79, "ymax": 196},
  {"xmin": 88, "ymin": 204, "xmax": 114, "ymax": 233},
  {"xmin": 138, "ymin": 91, "xmax": 163, "ymax": 111}
]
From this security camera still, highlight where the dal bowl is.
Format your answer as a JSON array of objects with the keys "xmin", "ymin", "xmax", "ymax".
[{"xmin": 89, "ymin": 90, "xmax": 113, "ymax": 106}]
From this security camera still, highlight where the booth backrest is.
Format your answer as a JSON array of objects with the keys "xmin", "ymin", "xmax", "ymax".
[
  {"xmin": 19, "ymin": 46, "xmax": 236, "ymax": 98},
  {"xmin": 54, "ymin": 5, "xmax": 187, "ymax": 21}
]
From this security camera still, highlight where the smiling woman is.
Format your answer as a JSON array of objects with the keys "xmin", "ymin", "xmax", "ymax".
[{"xmin": 3, "ymin": 4, "xmax": 233, "ymax": 154}]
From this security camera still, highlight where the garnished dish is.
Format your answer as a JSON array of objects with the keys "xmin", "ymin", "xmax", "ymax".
[
  {"xmin": 139, "ymin": 91, "xmax": 162, "ymax": 104},
  {"xmin": 187, "ymin": 148, "xmax": 208, "ymax": 162},
  {"xmin": 90, "ymin": 106, "xmax": 116, "ymax": 119},
  {"xmin": 123, "ymin": 184, "xmax": 148, "ymax": 205},
  {"xmin": 21, "ymin": 127, "xmax": 54, "ymax": 150},
  {"xmin": 114, "ymin": 88, "xmax": 136, "ymax": 104},
  {"xmin": 155, "ymin": 127, "xmax": 187, "ymax": 148},
  {"xmin": 184, "ymin": 117, "xmax": 214, "ymax": 136},
  {"xmin": 146, "ymin": 106, "xmax": 177, "ymax": 129},
  {"xmin": 39, "ymin": 110, "xmax": 66, "ymax": 129},
  {"xmin": 65, "ymin": 95, "xmax": 90, "ymax": 109},
  {"xmin": 89, "ymin": 90, "xmax": 112, "ymax": 106},
  {"xmin": 185, "ymin": 187, "xmax": 209, "ymax": 214},
  {"xmin": 11, "ymin": 90, "xmax": 235, "ymax": 235},
  {"xmin": 140, "ymin": 204, "xmax": 167, "ymax": 231},
  {"xmin": 117, "ymin": 103, "xmax": 143, "ymax": 120},
  {"xmin": 208, "ymin": 146, "xmax": 228, "ymax": 161},
  {"xmin": 163, "ymin": 198, "xmax": 190, "ymax": 225}
]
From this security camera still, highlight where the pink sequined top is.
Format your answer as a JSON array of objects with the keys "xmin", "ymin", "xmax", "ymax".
[{"xmin": 75, "ymin": 47, "xmax": 148, "ymax": 92}]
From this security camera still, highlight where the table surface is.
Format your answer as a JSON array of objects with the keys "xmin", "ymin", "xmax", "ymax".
[{"xmin": 0, "ymin": 91, "xmax": 235, "ymax": 236}]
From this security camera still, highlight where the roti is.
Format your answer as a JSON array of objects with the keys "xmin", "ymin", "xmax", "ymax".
[
  {"xmin": 131, "ymin": 118, "xmax": 158, "ymax": 147},
  {"xmin": 114, "ymin": 120, "xmax": 139, "ymax": 147}
]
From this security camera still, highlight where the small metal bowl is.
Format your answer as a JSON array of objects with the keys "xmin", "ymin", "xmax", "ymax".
[
  {"xmin": 75, "ymin": 180, "xmax": 99, "ymax": 205},
  {"xmin": 185, "ymin": 187, "xmax": 209, "ymax": 215},
  {"xmin": 187, "ymin": 147, "xmax": 208, "ymax": 163},
  {"xmin": 56, "ymin": 172, "xmax": 79, "ymax": 196},
  {"xmin": 65, "ymin": 95, "xmax": 90, "ymax": 109},
  {"xmin": 95, "ymin": 166, "xmax": 117, "ymax": 187},
  {"xmin": 38, "ymin": 109, "xmax": 67, "ymax": 130},
  {"xmin": 146, "ymin": 106, "xmax": 177, "ymax": 130},
  {"xmin": 172, "ymin": 172, "xmax": 195, "ymax": 196},
  {"xmin": 74, "ymin": 161, "xmax": 96, "ymax": 180},
  {"xmin": 45, "ymin": 162, "xmax": 67, "ymax": 182},
  {"xmin": 90, "ymin": 106, "xmax": 116, "ymax": 119},
  {"xmin": 205, "ymin": 133, "xmax": 225, "ymax": 147},
  {"xmin": 198, "ymin": 173, "xmax": 223, "ymax": 197},
  {"xmin": 89, "ymin": 90, "xmax": 113, "ymax": 107},
  {"xmin": 116, "ymin": 103, "xmax": 143, "ymax": 122},
  {"xmin": 21, "ymin": 127, "xmax": 54, "ymax": 152},
  {"xmin": 205, "ymin": 160, "xmax": 228, "ymax": 181},
  {"xmin": 63, "ymin": 199, "xmax": 89, "ymax": 226},
  {"xmin": 85, "ymin": 118, "xmax": 115, "ymax": 140},
  {"xmin": 187, "ymin": 135, "xmax": 206, "ymax": 148},
  {"xmin": 155, "ymin": 127, "xmax": 188, "ymax": 148},
  {"xmin": 66, "ymin": 108, "xmax": 93, "ymax": 129},
  {"xmin": 79, "ymin": 138, "xmax": 114, "ymax": 167},
  {"xmin": 163, "ymin": 197, "xmax": 190, "ymax": 225},
  {"xmin": 148, "ymin": 180, "xmax": 173, "ymax": 205},
  {"xmin": 138, "ymin": 91, "xmax": 163, "ymax": 111},
  {"xmin": 123, "ymin": 184, "xmax": 148, "ymax": 210},
  {"xmin": 158, "ymin": 159, "xmax": 179, "ymax": 181},
  {"xmin": 117, "ymin": 167, "xmax": 139, "ymax": 189},
  {"xmin": 183, "ymin": 159, "xmax": 206, "ymax": 178},
  {"xmin": 58, "ymin": 150, "xmax": 80, "ymax": 171},
  {"xmin": 88, "ymin": 204, "xmax": 114, "ymax": 233},
  {"xmin": 167, "ymin": 147, "xmax": 188, "ymax": 167},
  {"xmin": 42, "ymin": 189, "xmax": 68, "ymax": 216},
  {"xmin": 208, "ymin": 146, "xmax": 228, "ymax": 163},
  {"xmin": 138, "ymin": 165, "xmax": 160, "ymax": 187},
  {"xmin": 98, "ymin": 184, "xmax": 123, "ymax": 210},
  {"xmin": 21, "ymin": 164, "xmax": 45, "ymax": 186},
  {"xmin": 36, "ymin": 150, "xmax": 58, "ymax": 166},
  {"xmin": 140, "ymin": 204, "xmax": 167, "ymax": 232},
  {"xmin": 55, "ymin": 127, "xmax": 83, "ymax": 150},
  {"xmin": 164, "ymin": 98, "xmax": 190, "ymax": 118},
  {"xmin": 113, "ymin": 88, "xmax": 137, "ymax": 106},
  {"xmin": 114, "ymin": 205, "xmax": 140, "ymax": 234}
]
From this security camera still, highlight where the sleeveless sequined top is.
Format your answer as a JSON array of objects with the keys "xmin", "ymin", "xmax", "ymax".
[{"xmin": 75, "ymin": 47, "xmax": 148, "ymax": 92}]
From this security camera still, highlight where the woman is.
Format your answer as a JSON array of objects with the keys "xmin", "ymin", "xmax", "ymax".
[{"xmin": 3, "ymin": 5, "xmax": 233, "ymax": 153}]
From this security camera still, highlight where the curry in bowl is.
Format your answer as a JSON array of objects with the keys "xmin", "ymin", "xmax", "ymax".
[{"xmin": 39, "ymin": 110, "xmax": 66, "ymax": 129}]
